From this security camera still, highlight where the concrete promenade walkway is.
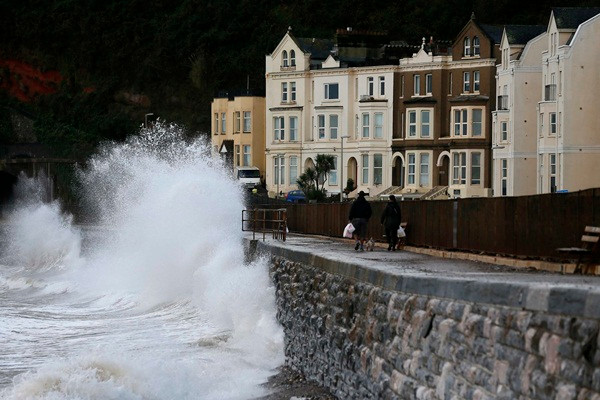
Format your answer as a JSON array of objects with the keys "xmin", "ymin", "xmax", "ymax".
[{"xmin": 250, "ymin": 233, "xmax": 600, "ymax": 320}]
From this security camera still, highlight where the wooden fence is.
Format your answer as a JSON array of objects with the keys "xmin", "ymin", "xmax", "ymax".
[{"xmin": 278, "ymin": 188, "xmax": 600, "ymax": 260}]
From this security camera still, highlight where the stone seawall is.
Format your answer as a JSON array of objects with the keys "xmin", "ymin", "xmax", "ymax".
[{"xmin": 256, "ymin": 240, "xmax": 600, "ymax": 400}]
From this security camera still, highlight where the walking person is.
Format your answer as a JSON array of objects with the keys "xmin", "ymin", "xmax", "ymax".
[
  {"xmin": 380, "ymin": 195, "xmax": 401, "ymax": 251},
  {"xmin": 348, "ymin": 191, "xmax": 372, "ymax": 251}
]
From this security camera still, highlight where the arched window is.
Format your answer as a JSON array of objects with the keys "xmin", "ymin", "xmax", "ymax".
[
  {"xmin": 282, "ymin": 50, "xmax": 288, "ymax": 67},
  {"xmin": 473, "ymin": 36, "xmax": 480, "ymax": 56},
  {"xmin": 290, "ymin": 50, "xmax": 296, "ymax": 66},
  {"xmin": 463, "ymin": 37, "xmax": 471, "ymax": 56}
]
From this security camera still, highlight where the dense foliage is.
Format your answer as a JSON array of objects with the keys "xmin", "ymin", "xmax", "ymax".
[{"xmin": 1, "ymin": 0, "xmax": 598, "ymax": 158}]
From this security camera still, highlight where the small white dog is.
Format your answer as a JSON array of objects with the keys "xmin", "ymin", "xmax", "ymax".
[{"xmin": 365, "ymin": 238, "xmax": 375, "ymax": 251}]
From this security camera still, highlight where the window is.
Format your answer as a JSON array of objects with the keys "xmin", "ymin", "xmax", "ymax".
[
  {"xmin": 243, "ymin": 111, "xmax": 251, "ymax": 132},
  {"xmin": 501, "ymin": 121, "xmax": 508, "ymax": 142},
  {"xmin": 550, "ymin": 112, "xmax": 557, "ymax": 135},
  {"xmin": 407, "ymin": 153, "xmax": 416, "ymax": 184},
  {"xmin": 235, "ymin": 145, "xmax": 240, "ymax": 166},
  {"xmin": 420, "ymin": 110, "xmax": 430, "ymax": 137},
  {"xmin": 281, "ymin": 82, "xmax": 288, "ymax": 102},
  {"xmin": 452, "ymin": 152, "xmax": 466, "ymax": 184},
  {"xmin": 473, "ymin": 71, "xmax": 480, "ymax": 92},
  {"xmin": 242, "ymin": 145, "xmax": 251, "ymax": 166},
  {"xmin": 289, "ymin": 117, "xmax": 298, "ymax": 141},
  {"xmin": 274, "ymin": 156, "xmax": 285, "ymax": 185},
  {"xmin": 274, "ymin": 116, "xmax": 285, "ymax": 140},
  {"xmin": 282, "ymin": 50, "xmax": 288, "ymax": 67},
  {"xmin": 374, "ymin": 113, "xmax": 383, "ymax": 139},
  {"xmin": 473, "ymin": 36, "xmax": 480, "ymax": 56},
  {"xmin": 361, "ymin": 154, "xmax": 369, "ymax": 184},
  {"xmin": 463, "ymin": 72, "xmax": 470, "ymax": 92},
  {"xmin": 472, "ymin": 109, "xmax": 482, "ymax": 136},
  {"xmin": 362, "ymin": 113, "xmax": 370, "ymax": 138},
  {"xmin": 413, "ymin": 74, "xmax": 420, "ymax": 95},
  {"xmin": 425, "ymin": 74, "xmax": 432, "ymax": 95},
  {"xmin": 419, "ymin": 153, "xmax": 429, "ymax": 186},
  {"xmin": 408, "ymin": 111, "xmax": 417, "ymax": 137},
  {"xmin": 324, "ymin": 83, "xmax": 339, "ymax": 99},
  {"xmin": 318, "ymin": 114, "xmax": 325, "ymax": 139},
  {"xmin": 290, "ymin": 50, "xmax": 296, "ymax": 66},
  {"xmin": 368, "ymin": 77, "xmax": 374, "ymax": 96},
  {"xmin": 330, "ymin": 115, "xmax": 338, "ymax": 139},
  {"xmin": 464, "ymin": 37, "xmax": 471, "ymax": 56},
  {"xmin": 379, "ymin": 76, "xmax": 385, "ymax": 96},
  {"xmin": 234, "ymin": 111, "xmax": 241, "ymax": 133},
  {"xmin": 374, "ymin": 154, "xmax": 382, "ymax": 185},
  {"xmin": 329, "ymin": 156, "xmax": 338, "ymax": 185},
  {"xmin": 214, "ymin": 113, "xmax": 219, "ymax": 134},
  {"xmin": 290, "ymin": 82, "xmax": 296, "ymax": 102},
  {"xmin": 471, "ymin": 152, "xmax": 481, "ymax": 185},
  {"xmin": 550, "ymin": 154, "xmax": 557, "ymax": 192},
  {"xmin": 501, "ymin": 159, "xmax": 508, "ymax": 196},
  {"xmin": 449, "ymin": 72, "xmax": 453, "ymax": 95},
  {"xmin": 289, "ymin": 156, "xmax": 298, "ymax": 185},
  {"xmin": 221, "ymin": 113, "xmax": 226, "ymax": 133},
  {"xmin": 454, "ymin": 109, "xmax": 468, "ymax": 136}
]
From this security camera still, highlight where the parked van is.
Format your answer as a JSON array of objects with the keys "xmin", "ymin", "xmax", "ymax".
[{"xmin": 235, "ymin": 166, "xmax": 261, "ymax": 189}]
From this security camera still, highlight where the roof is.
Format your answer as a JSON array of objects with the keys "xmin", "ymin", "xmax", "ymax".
[
  {"xmin": 552, "ymin": 7, "xmax": 600, "ymax": 29},
  {"xmin": 479, "ymin": 24, "xmax": 504, "ymax": 43},
  {"xmin": 296, "ymin": 37, "xmax": 335, "ymax": 60},
  {"xmin": 504, "ymin": 25, "xmax": 546, "ymax": 45}
]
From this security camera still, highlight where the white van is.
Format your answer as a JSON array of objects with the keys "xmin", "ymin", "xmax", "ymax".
[{"xmin": 235, "ymin": 166, "xmax": 261, "ymax": 189}]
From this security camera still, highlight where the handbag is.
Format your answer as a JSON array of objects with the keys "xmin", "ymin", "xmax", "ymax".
[
  {"xmin": 397, "ymin": 226, "xmax": 406, "ymax": 238},
  {"xmin": 343, "ymin": 223, "xmax": 355, "ymax": 238}
]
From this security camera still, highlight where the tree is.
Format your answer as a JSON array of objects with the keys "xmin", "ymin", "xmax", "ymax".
[{"xmin": 296, "ymin": 154, "xmax": 335, "ymax": 201}]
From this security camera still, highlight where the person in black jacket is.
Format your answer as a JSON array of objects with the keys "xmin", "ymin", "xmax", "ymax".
[
  {"xmin": 348, "ymin": 191, "xmax": 372, "ymax": 251},
  {"xmin": 380, "ymin": 195, "xmax": 401, "ymax": 251}
]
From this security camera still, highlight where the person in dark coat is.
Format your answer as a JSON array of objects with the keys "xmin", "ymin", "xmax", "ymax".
[
  {"xmin": 380, "ymin": 195, "xmax": 401, "ymax": 251},
  {"xmin": 348, "ymin": 191, "xmax": 372, "ymax": 251}
]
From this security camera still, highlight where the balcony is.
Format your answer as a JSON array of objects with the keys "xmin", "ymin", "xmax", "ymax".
[
  {"xmin": 497, "ymin": 95, "xmax": 508, "ymax": 110},
  {"xmin": 544, "ymin": 84, "xmax": 557, "ymax": 101}
]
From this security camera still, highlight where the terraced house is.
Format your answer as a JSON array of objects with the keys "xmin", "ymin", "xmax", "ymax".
[
  {"xmin": 392, "ymin": 14, "xmax": 500, "ymax": 199},
  {"xmin": 264, "ymin": 28, "xmax": 413, "ymax": 198}
]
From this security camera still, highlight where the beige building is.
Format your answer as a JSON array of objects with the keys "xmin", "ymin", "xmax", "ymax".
[
  {"xmin": 492, "ymin": 26, "xmax": 545, "ymax": 196},
  {"xmin": 210, "ymin": 94, "xmax": 266, "ymax": 178},
  {"xmin": 265, "ymin": 29, "xmax": 403, "ymax": 198},
  {"xmin": 537, "ymin": 8, "xmax": 600, "ymax": 194}
]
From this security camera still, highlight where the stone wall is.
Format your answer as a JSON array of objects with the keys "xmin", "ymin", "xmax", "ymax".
[{"xmin": 268, "ymin": 253, "xmax": 600, "ymax": 400}]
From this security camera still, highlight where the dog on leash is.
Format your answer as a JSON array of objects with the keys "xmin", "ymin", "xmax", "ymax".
[{"xmin": 365, "ymin": 238, "xmax": 375, "ymax": 251}]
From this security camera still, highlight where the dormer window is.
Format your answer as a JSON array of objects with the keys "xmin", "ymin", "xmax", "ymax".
[
  {"xmin": 463, "ymin": 37, "xmax": 471, "ymax": 56},
  {"xmin": 473, "ymin": 36, "xmax": 480, "ymax": 56},
  {"xmin": 282, "ymin": 50, "xmax": 289, "ymax": 67},
  {"xmin": 290, "ymin": 50, "xmax": 296, "ymax": 66}
]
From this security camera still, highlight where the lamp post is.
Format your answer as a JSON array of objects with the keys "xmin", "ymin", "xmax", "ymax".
[
  {"xmin": 144, "ymin": 113, "xmax": 154, "ymax": 128},
  {"xmin": 340, "ymin": 134, "xmax": 350, "ymax": 202}
]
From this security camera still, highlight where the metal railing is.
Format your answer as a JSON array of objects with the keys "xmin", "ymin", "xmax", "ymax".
[{"xmin": 242, "ymin": 208, "xmax": 287, "ymax": 241}]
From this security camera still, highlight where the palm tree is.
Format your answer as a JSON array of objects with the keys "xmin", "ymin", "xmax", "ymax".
[{"xmin": 296, "ymin": 154, "xmax": 335, "ymax": 201}]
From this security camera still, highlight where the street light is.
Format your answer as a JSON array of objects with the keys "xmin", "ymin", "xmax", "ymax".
[
  {"xmin": 145, "ymin": 113, "xmax": 154, "ymax": 128},
  {"xmin": 340, "ymin": 134, "xmax": 350, "ymax": 202}
]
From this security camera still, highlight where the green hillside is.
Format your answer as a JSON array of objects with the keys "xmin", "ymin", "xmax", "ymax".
[{"xmin": 1, "ymin": 0, "xmax": 597, "ymax": 159}]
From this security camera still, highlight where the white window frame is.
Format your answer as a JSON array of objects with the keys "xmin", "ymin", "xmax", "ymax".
[
  {"xmin": 550, "ymin": 112, "xmax": 557, "ymax": 135},
  {"xmin": 471, "ymin": 152, "xmax": 481, "ymax": 185},
  {"xmin": 413, "ymin": 74, "xmax": 420, "ymax": 96},
  {"xmin": 500, "ymin": 121, "xmax": 508, "ymax": 142},
  {"xmin": 234, "ymin": 111, "xmax": 241, "ymax": 133},
  {"xmin": 362, "ymin": 113, "xmax": 370, "ymax": 138},
  {"xmin": 289, "ymin": 116, "xmax": 298, "ymax": 141},
  {"xmin": 290, "ymin": 82, "xmax": 296, "ymax": 102},
  {"xmin": 214, "ymin": 113, "xmax": 219, "ymax": 134},
  {"xmin": 290, "ymin": 50, "xmax": 296, "ymax": 66},
  {"xmin": 473, "ymin": 36, "xmax": 480, "ymax": 56},
  {"xmin": 463, "ymin": 72, "xmax": 470, "ymax": 93},
  {"xmin": 367, "ymin": 77, "xmax": 374, "ymax": 96},
  {"xmin": 243, "ymin": 111, "xmax": 251, "ymax": 132},
  {"xmin": 452, "ymin": 152, "xmax": 467, "ymax": 185},
  {"xmin": 425, "ymin": 74, "xmax": 432, "ymax": 95},
  {"xmin": 235, "ymin": 145, "xmax": 240, "ymax": 166},
  {"xmin": 407, "ymin": 153, "xmax": 416, "ymax": 185},
  {"xmin": 373, "ymin": 154, "xmax": 383, "ymax": 185},
  {"xmin": 242, "ymin": 145, "xmax": 251, "ymax": 167},
  {"xmin": 419, "ymin": 153, "xmax": 429, "ymax": 187},
  {"xmin": 221, "ymin": 112, "xmax": 226, "ymax": 133},
  {"xmin": 451, "ymin": 107, "xmax": 484, "ymax": 138},
  {"xmin": 464, "ymin": 37, "xmax": 471, "ymax": 56},
  {"xmin": 406, "ymin": 108, "xmax": 433, "ymax": 139},
  {"xmin": 408, "ymin": 110, "xmax": 417, "ymax": 138},
  {"xmin": 330, "ymin": 115, "xmax": 338, "ymax": 139},
  {"xmin": 318, "ymin": 114, "xmax": 326, "ymax": 139},
  {"xmin": 379, "ymin": 76, "xmax": 385, "ymax": 96},
  {"xmin": 374, "ymin": 113, "xmax": 383, "ymax": 139},
  {"xmin": 472, "ymin": 109, "xmax": 482, "ymax": 137},
  {"xmin": 361, "ymin": 154, "xmax": 369, "ymax": 184},
  {"xmin": 501, "ymin": 159, "xmax": 508, "ymax": 196},
  {"xmin": 281, "ymin": 82, "xmax": 288, "ymax": 103},
  {"xmin": 329, "ymin": 156, "xmax": 338, "ymax": 185},
  {"xmin": 274, "ymin": 116, "xmax": 285, "ymax": 141},
  {"xmin": 473, "ymin": 70, "xmax": 480, "ymax": 92},
  {"xmin": 420, "ymin": 110, "xmax": 431, "ymax": 138},
  {"xmin": 324, "ymin": 83, "xmax": 339, "ymax": 100},
  {"xmin": 274, "ymin": 156, "xmax": 285, "ymax": 185},
  {"xmin": 549, "ymin": 153, "xmax": 557, "ymax": 192},
  {"xmin": 289, "ymin": 156, "xmax": 298, "ymax": 185},
  {"xmin": 282, "ymin": 50, "xmax": 288, "ymax": 67}
]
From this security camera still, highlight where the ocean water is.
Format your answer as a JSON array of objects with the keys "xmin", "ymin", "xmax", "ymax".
[{"xmin": 0, "ymin": 123, "xmax": 284, "ymax": 399}]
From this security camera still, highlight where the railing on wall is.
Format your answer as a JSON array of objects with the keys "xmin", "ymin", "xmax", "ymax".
[
  {"xmin": 282, "ymin": 189, "xmax": 600, "ymax": 260},
  {"xmin": 242, "ymin": 208, "xmax": 287, "ymax": 241}
]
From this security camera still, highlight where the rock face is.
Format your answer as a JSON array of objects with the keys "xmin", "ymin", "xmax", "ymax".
[{"xmin": 270, "ymin": 256, "xmax": 600, "ymax": 400}]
